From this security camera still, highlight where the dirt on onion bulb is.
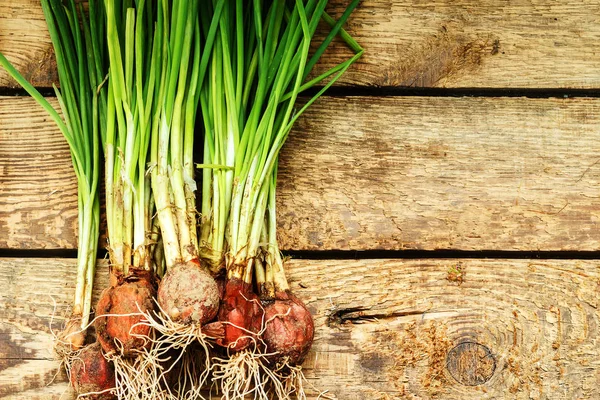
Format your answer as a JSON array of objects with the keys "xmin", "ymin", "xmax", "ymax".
[
  {"xmin": 95, "ymin": 270, "xmax": 156, "ymax": 357},
  {"xmin": 216, "ymin": 277, "xmax": 264, "ymax": 352},
  {"xmin": 262, "ymin": 291, "xmax": 314, "ymax": 366},
  {"xmin": 157, "ymin": 259, "xmax": 220, "ymax": 325},
  {"xmin": 70, "ymin": 342, "xmax": 116, "ymax": 399}
]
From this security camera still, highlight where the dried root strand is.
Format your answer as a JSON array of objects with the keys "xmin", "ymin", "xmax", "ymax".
[
  {"xmin": 209, "ymin": 310, "xmax": 278, "ymax": 400},
  {"xmin": 210, "ymin": 303, "xmax": 328, "ymax": 400},
  {"xmin": 211, "ymin": 344, "xmax": 270, "ymax": 400},
  {"xmin": 212, "ymin": 346, "xmax": 324, "ymax": 400},
  {"xmin": 55, "ymin": 346, "xmax": 85, "ymax": 391},
  {"xmin": 260, "ymin": 360, "xmax": 311, "ymax": 400},
  {"xmin": 110, "ymin": 351, "xmax": 172, "ymax": 400},
  {"xmin": 107, "ymin": 302, "xmax": 219, "ymax": 400}
]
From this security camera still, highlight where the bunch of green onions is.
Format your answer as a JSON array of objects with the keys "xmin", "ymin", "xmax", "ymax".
[
  {"xmin": 103, "ymin": 0, "xmax": 157, "ymax": 277},
  {"xmin": 197, "ymin": 0, "xmax": 363, "ymax": 397},
  {"xmin": 199, "ymin": 0, "xmax": 363, "ymax": 272},
  {"xmin": 94, "ymin": 1, "xmax": 226, "ymax": 398},
  {"xmin": 0, "ymin": 0, "xmax": 118, "ymax": 396},
  {"xmin": 0, "ymin": 1, "xmax": 363, "ymax": 398},
  {"xmin": 0, "ymin": 0, "xmax": 106, "ymax": 353}
]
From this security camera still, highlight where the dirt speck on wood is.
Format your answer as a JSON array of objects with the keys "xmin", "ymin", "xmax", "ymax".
[
  {"xmin": 446, "ymin": 263, "xmax": 465, "ymax": 285},
  {"xmin": 357, "ymin": 321, "xmax": 454, "ymax": 398},
  {"xmin": 6, "ymin": 46, "xmax": 58, "ymax": 89},
  {"xmin": 380, "ymin": 22, "xmax": 500, "ymax": 87}
]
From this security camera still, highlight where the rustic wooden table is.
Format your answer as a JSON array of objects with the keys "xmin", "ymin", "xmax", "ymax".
[{"xmin": 1, "ymin": 1, "xmax": 600, "ymax": 399}]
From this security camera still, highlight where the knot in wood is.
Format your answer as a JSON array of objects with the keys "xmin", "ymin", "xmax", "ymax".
[{"xmin": 446, "ymin": 342, "xmax": 495, "ymax": 386}]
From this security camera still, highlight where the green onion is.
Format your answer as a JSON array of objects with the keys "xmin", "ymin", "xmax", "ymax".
[
  {"xmin": 0, "ymin": 0, "xmax": 107, "ymax": 352},
  {"xmin": 95, "ymin": 2, "xmax": 227, "ymax": 397},
  {"xmin": 103, "ymin": 0, "xmax": 157, "ymax": 275},
  {"xmin": 199, "ymin": 0, "xmax": 362, "ymax": 275},
  {"xmin": 201, "ymin": 1, "xmax": 363, "ymax": 397}
]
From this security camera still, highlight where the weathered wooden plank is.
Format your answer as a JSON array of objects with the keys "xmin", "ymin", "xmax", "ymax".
[
  {"xmin": 320, "ymin": 1, "xmax": 600, "ymax": 88},
  {"xmin": 2, "ymin": 1, "xmax": 600, "ymax": 89},
  {"xmin": 3, "ymin": 95, "xmax": 600, "ymax": 251},
  {"xmin": 278, "ymin": 95, "xmax": 600, "ymax": 251},
  {"xmin": 0, "ymin": 0, "xmax": 57, "ymax": 89},
  {"xmin": 0, "ymin": 257, "xmax": 598, "ymax": 399},
  {"xmin": 0, "ymin": 97, "xmax": 77, "ymax": 249},
  {"xmin": 0, "ymin": 257, "xmax": 105, "ymax": 400}
]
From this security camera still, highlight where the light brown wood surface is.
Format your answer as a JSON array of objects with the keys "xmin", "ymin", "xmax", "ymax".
[
  {"xmin": 2, "ymin": 1, "xmax": 600, "ymax": 399},
  {"xmin": 0, "ymin": 257, "xmax": 598, "ymax": 399},
  {"xmin": 280, "ymin": 95, "xmax": 600, "ymax": 251},
  {"xmin": 0, "ymin": 0, "xmax": 57, "ymax": 89},
  {"xmin": 3, "ymin": 95, "xmax": 600, "ymax": 251},
  {"xmin": 320, "ymin": 1, "xmax": 600, "ymax": 88},
  {"xmin": 0, "ymin": 97, "xmax": 77, "ymax": 250},
  {"xmin": 3, "ymin": 1, "xmax": 600, "ymax": 89}
]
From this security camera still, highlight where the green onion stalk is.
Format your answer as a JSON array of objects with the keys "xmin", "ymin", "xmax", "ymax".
[
  {"xmin": 197, "ymin": 1, "xmax": 363, "ymax": 398},
  {"xmin": 0, "ymin": 0, "xmax": 117, "ymax": 396},
  {"xmin": 92, "ymin": 1, "xmax": 227, "ymax": 397},
  {"xmin": 87, "ymin": 1, "xmax": 184, "ymax": 398},
  {"xmin": 93, "ymin": 0, "xmax": 158, "ymax": 363},
  {"xmin": 149, "ymin": 0, "xmax": 226, "ymax": 339}
]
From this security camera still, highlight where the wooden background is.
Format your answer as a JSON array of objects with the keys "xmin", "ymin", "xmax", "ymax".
[{"xmin": 1, "ymin": 0, "xmax": 600, "ymax": 399}]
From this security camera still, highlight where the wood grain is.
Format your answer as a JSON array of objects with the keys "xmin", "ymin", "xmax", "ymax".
[
  {"xmin": 320, "ymin": 0, "xmax": 600, "ymax": 88},
  {"xmin": 278, "ymin": 96, "xmax": 600, "ymax": 251},
  {"xmin": 3, "ymin": 1, "xmax": 600, "ymax": 89},
  {"xmin": 0, "ymin": 97, "xmax": 77, "ymax": 249},
  {"xmin": 3, "ymin": 95, "xmax": 600, "ymax": 252},
  {"xmin": 0, "ymin": 0, "xmax": 57, "ymax": 88},
  {"xmin": 0, "ymin": 257, "xmax": 598, "ymax": 399}
]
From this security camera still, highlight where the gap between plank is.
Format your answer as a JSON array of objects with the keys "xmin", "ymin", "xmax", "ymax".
[
  {"xmin": 285, "ymin": 249, "xmax": 600, "ymax": 260},
  {"xmin": 311, "ymin": 86, "xmax": 600, "ymax": 99},
  {"xmin": 5, "ymin": 86, "xmax": 600, "ymax": 99},
  {"xmin": 0, "ymin": 87, "xmax": 56, "ymax": 97},
  {"xmin": 3, "ymin": 248, "xmax": 600, "ymax": 260}
]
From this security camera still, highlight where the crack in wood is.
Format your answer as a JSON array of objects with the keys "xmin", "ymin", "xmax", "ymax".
[{"xmin": 328, "ymin": 306, "xmax": 428, "ymax": 326}]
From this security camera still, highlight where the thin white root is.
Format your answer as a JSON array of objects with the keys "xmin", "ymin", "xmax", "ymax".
[
  {"xmin": 212, "ymin": 348, "xmax": 326, "ymax": 400},
  {"xmin": 261, "ymin": 361, "xmax": 305, "ymax": 400},
  {"xmin": 110, "ymin": 350, "xmax": 175, "ymax": 400},
  {"xmin": 76, "ymin": 388, "xmax": 117, "ymax": 399},
  {"xmin": 210, "ymin": 303, "xmax": 326, "ymax": 400},
  {"xmin": 48, "ymin": 298, "xmax": 87, "ymax": 391},
  {"xmin": 107, "ymin": 302, "xmax": 216, "ymax": 400},
  {"xmin": 261, "ymin": 360, "xmax": 329, "ymax": 400},
  {"xmin": 211, "ymin": 345, "xmax": 269, "ymax": 400},
  {"xmin": 52, "ymin": 345, "xmax": 84, "ymax": 388}
]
